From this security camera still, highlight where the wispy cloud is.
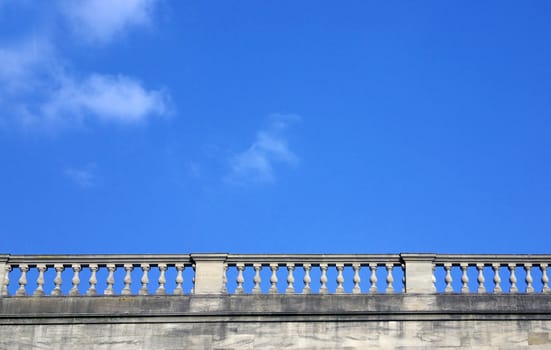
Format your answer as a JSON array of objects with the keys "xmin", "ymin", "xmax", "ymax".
[
  {"xmin": 0, "ymin": 42, "xmax": 168, "ymax": 128},
  {"xmin": 0, "ymin": 1, "xmax": 168, "ymax": 130},
  {"xmin": 227, "ymin": 114, "xmax": 300, "ymax": 185},
  {"xmin": 59, "ymin": 0, "xmax": 157, "ymax": 44},
  {"xmin": 65, "ymin": 163, "xmax": 97, "ymax": 188},
  {"xmin": 42, "ymin": 73, "xmax": 168, "ymax": 124},
  {"xmin": 0, "ymin": 38, "xmax": 56, "ymax": 94}
]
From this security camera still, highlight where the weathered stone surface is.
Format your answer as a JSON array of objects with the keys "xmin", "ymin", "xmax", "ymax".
[
  {"xmin": 1, "ymin": 295, "xmax": 551, "ymax": 349},
  {"xmin": 1, "ymin": 319, "xmax": 551, "ymax": 349}
]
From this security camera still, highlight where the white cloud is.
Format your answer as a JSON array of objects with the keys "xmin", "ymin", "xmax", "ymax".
[
  {"xmin": 0, "ymin": 1, "xmax": 169, "ymax": 130},
  {"xmin": 0, "ymin": 38, "xmax": 168, "ymax": 128},
  {"xmin": 227, "ymin": 114, "xmax": 300, "ymax": 184},
  {"xmin": 65, "ymin": 163, "xmax": 97, "ymax": 188},
  {"xmin": 59, "ymin": 0, "xmax": 157, "ymax": 44},
  {"xmin": 0, "ymin": 39, "xmax": 56, "ymax": 94},
  {"xmin": 42, "ymin": 73, "xmax": 168, "ymax": 123}
]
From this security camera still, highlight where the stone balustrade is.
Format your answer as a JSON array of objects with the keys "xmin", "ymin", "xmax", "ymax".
[
  {"xmin": 225, "ymin": 254, "xmax": 405, "ymax": 294},
  {"xmin": 1, "ymin": 253, "xmax": 550, "ymax": 297},
  {"xmin": 0, "ymin": 254, "xmax": 194, "ymax": 297},
  {"xmin": 433, "ymin": 254, "xmax": 551, "ymax": 294}
]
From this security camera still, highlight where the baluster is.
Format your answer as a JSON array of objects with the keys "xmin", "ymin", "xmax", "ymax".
[
  {"xmin": 51, "ymin": 264, "xmax": 64, "ymax": 296},
  {"xmin": 139, "ymin": 264, "xmax": 150, "ymax": 295},
  {"xmin": 302, "ymin": 264, "xmax": 311, "ymax": 294},
  {"xmin": 402, "ymin": 263, "xmax": 406, "ymax": 293},
  {"xmin": 173, "ymin": 264, "xmax": 184, "ymax": 295},
  {"xmin": 235, "ymin": 264, "xmax": 245, "ymax": 294},
  {"xmin": 121, "ymin": 264, "xmax": 133, "ymax": 295},
  {"xmin": 444, "ymin": 263, "xmax": 453, "ymax": 293},
  {"xmin": 476, "ymin": 264, "xmax": 486, "ymax": 294},
  {"xmin": 432, "ymin": 265, "xmax": 436, "ymax": 292},
  {"xmin": 104, "ymin": 264, "xmax": 116, "ymax": 296},
  {"xmin": 252, "ymin": 264, "xmax": 262, "ymax": 294},
  {"xmin": 192, "ymin": 264, "xmax": 197, "ymax": 294},
  {"xmin": 222, "ymin": 264, "xmax": 227, "ymax": 294},
  {"xmin": 319, "ymin": 264, "xmax": 328, "ymax": 294},
  {"xmin": 269, "ymin": 264, "xmax": 278, "ymax": 294},
  {"xmin": 369, "ymin": 263, "xmax": 378, "ymax": 294},
  {"xmin": 87, "ymin": 264, "xmax": 98, "ymax": 296},
  {"xmin": 492, "ymin": 263, "xmax": 502, "ymax": 294},
  {"xmin": 385, "ymin": 263, "xmax": 394, "ymax": 293},
  {"xmin": 286, "ymin": 263, "xmax": 295, "ymax": 294},
  {"xmin": 508, "ymin": 264, "xmax": 518, "ymax": 293},
  {"xmin": 525, "ymin": 263, "xmax": 534, "ymax": 294},
  {"xmin": 69, "ymin": 264, "xmax": 81, "ymax": 296},
  {"xmin": 155, "ymin": 264, "xmax": 167, "ymax": 295},
  {"xmin": 1, "ymin": 265, "xmax": 11, "ymax": 297},
  {"xmin": 33, "ymin": 264, "xmax": 47, "ymax": 296},
  {"xmin": 335, "ymin": 264, "xmax": 345, "ymax": 294},
  {"xmin": 352, "ymin": 263, "xmax": 361, "ymax": 294},
  {"xmin": 16, "ymin": 264, "xmax": 28, "ymax": 296},
  {"xmin": 460, "ymin": 263, "xmax": 469, "ymax": 293},
  {"xmin": 541, "ymin": 264, "xmax": 550, "ymax": 294}
]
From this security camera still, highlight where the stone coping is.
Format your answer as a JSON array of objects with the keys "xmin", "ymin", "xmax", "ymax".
[{"xmin": 2, "ymin": 294, "xmax": 551, "ymax": 325}]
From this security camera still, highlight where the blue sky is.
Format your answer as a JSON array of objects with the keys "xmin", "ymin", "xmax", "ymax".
[{"xmin": 1, "ymin": 1, "xmax": 550, "ymax": 254}]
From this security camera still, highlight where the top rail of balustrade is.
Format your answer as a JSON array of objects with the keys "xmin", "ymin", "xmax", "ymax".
[
  {"xmin": 225, "ymin": 253, "xmax": 403, "ymax": 265},
  {"xmin": 4, "ymin": 254, "xmax": 192, "ymax": 266},
  {"xmin": 433, "ymin": 254, "xmax": 551, "ymax": 265},
  {"xmin": 4, "ymin": 253, "xmax": 551, "ymax": 265},
  {"xmin": 4, "ymin": 253, "xmax": 551, "ymax": 266}
]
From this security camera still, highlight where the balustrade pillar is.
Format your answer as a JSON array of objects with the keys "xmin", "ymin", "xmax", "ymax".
[
  {"xmin": 87, "ymin": 264, "xmax": 98, "ymax": 296},
  {"xmin": 0, "ymin": 255, "xmax": 9, "ymax": 297},
  {"xmin": 269, "ymin": 264, "xmax": 278, "ymax": 294},
  {"xmin": 51, "ymin": 264, "xmax": 64, "ymax": 296},
  {"xmin": 302, "ymin": 264, "xmax": 311, "ymax": 294},
  {"xmin": 525, "ymin": 264, "xmax": 534, "ymax": 294},
  {"xmin": 69, "ymin": 264, "xmax": 81, "ymax": 296},
  {"xmin": 335, "ymin": 264, "xmax": 345, "ymax": 294},
  {"xmin": 431, "ymin": 265, "xmax": 435, "ymax": 293},
  {"xmin": 104, "ymin": 264, "xmax": 116, "ymax": 296},
  {"xmin": 385, "ymin": 263, "xmax": 395, "ymax": 293},
  {"xmin": 174, "ymin": 264, "xmax": 185, "ymax": 295},
  {"xmin": 352, "ymin": 263, "xmax": 361, "ymax": 294},
  {"xmin": 252, "ymin": 264, "xmax": 262, "ymax": 294},
  {"xmin": 191, "ymin": 253, "xmax": 228, "ymax": 294},
  {"xmin": 401, "ymin": 253, "xmax": 436, "ymax": 293},
  {"xmin": 16, "ymin": 264, "xmax": 29, "ymax": 296},
  {"xmin": 286, "ymin": 263, "xmax": 295, "ymax": 294},
  {"xmin": 369, "ymin": 263, "xmax": 378, "ymax": 293},
  {"xmin": 33, "ymin": 264, "xmax": 47, "ymax": 296},
  {"xmin": 319, "ymin": 264, "xmax": 328, "ymax": 294},
  {"xmin": 444, "ymin": 263, "xmax": 453, "ymax": 293},
  {"xmin": 542, "ymin": 264, "xmax": 550, "ymax": 294},
  {"xmin": 121, "ymin": 264, "xmax": 133, "ymax": 295},
  {"xmin": 156, "ymin": 264, "xmax": 167, "ymax": 295},
  {"xmin": 492, "ymin": 263, "xmax": 502, "ymax": 294},
  {"xmin": 508, "ymin": 264, "xmax": 518, "ymax": 294},
  {"xmin": 139, "ymin": 264, "xmax": 150, "ymax": 295},
  {"xmin": 460, "ymin": 263, "xmax": 469, "ymax": 294},
  {"xmin": 235, "ymin": 263, "xmax": 245, "ymax": 294},
  {"xmin": 476, "ymin": 264, "xmax": 486, "ymax": 294}
]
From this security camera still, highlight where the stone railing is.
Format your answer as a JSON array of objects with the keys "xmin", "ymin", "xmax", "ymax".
[
  {"xmin": 224, "ymin": 254, "xmax": 405, "ymax": 294},
  {"xmin": 1, "ymin": 253, "xmax": 550, "ymax": 297},
  {"xmin": 433, "ymin": 254, "xmax": 551, "ymax": 294},
  {"xmin": 0, "ymin": 254, "xmax": 195, "ymax": 297}
]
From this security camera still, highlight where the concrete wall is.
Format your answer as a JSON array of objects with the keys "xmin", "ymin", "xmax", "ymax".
[{"xmin": 2, "ymin": 294, "xmax": 551, "ymax": 349}]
